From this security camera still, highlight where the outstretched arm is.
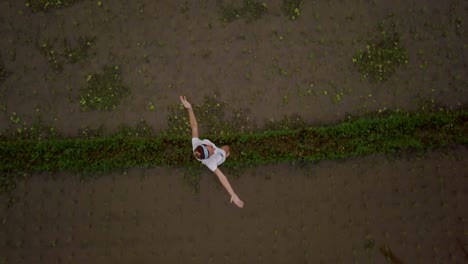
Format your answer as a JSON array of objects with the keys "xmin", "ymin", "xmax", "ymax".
[
  {"xmin": 213, "ymin": 168, "xmax": 244, "ymax": 208},
  {"xmin": 179, "ymin": 96, "xmax": 198, "ymax": 138}
]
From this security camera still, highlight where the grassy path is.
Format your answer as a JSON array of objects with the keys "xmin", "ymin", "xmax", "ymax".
[
  {"xmin": 1, "ymin": 110, "xmax": 466, "ymax": 194},
  {"xmin": 1, "ymin": 110, "xmax": 466, "ymax": 173}
]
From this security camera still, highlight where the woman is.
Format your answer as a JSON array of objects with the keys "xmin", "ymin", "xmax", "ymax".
[{"xmin": 179, "ymin": 96, "xmax": 244, "ymax": 208}]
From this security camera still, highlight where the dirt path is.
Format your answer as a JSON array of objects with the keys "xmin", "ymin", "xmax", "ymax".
[{"xmin": 1, "ymin": 146, "xmax": 467, "ymax": 263}]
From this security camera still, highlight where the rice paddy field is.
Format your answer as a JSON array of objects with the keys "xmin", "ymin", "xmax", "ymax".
[{"xmin": 0, "ymin": 0, "xmax": 467, "ymax": 263}]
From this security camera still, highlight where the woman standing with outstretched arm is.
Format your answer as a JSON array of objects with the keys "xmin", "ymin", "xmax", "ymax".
[{"xmin": 179, "ymin": 96, "xmax": 244, "ymax": 208}]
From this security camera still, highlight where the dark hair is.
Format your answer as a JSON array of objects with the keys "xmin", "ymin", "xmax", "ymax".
[{"xmin": 194, "ymin": 145, "xmax": 207, "ymax": 159}]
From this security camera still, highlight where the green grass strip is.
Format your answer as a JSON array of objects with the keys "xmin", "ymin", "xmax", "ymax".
[{"xmin": 1, "ymin": 111, "xmax": 467, "ymax": 175}]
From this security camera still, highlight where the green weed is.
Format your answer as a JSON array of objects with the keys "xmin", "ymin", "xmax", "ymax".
[
  {"xmin": 9, "ymin": 112, "xmax": 20, "ymax": 124},
  {"xmin": 2, "ymin": 117, "xmax": 58, "ymax": 141},
  {"xmin": 167, "ymin": 96, "xmax": 234, "ymax": 136},
  {"xmin": 179, "ymin": 1, "xmax": 190, "ymax": 15},
  {"xmin": 182, "ymin": 161, "xmax": 203, "ymax": 193},
  {"xmin": 243, "ymin": 0, "xmax": 268, "ymax": 21},
  {"xmin": 364, "ymin": 236, "xmax": 375, "ymax": 251},
  {"xmin": 39, "ymin": 36, "xmax": 95, "ymax": 73},
  {"xmin": 166, "ymin": 104, "xmax": 192, "ymax": 137},
  {"xmin": 25, "ymin": 0, "xmax": 83, "ymax": 12},
  {"xmin": 0, "ymin": 172, "xmax": 19, "ymax": 196},
  {"xmin": 80, "ymin": 65, "xmax": 130, "ymax": 111},
  {"xmin": 281, "ymin": 0, "xmax": 303, "ymax": 20},
  {"xmin": 352, "ymin": 20, "xmax": 408, "ymax": 82},
  {"xmin": 116, "ymin": 120, "xmax": 152, "ymax": 138},
  {"xmin": 219, "ymin": 2, "xmax": 245, "ymax": 22},
  {"xmin": 0, "ymin": 56, "xmax": 10, "ymax": 85},
  {"xmin": 39, "ymin": 40, "xmax": 63, "ymax": 73},
  {"xmin": 63, "ymin": 36, "xmax": 95, "ymax": 64},
  {"xmin": 230, "ymin": 107, "xmax": 256, "ymax": 133},
  {"xmin": 77, "ymin": 126, "xmax": 104, "ymax": 139},
  {"xmin": 454, "ymin": 17, "xmax": 463, "ymax": 37},
  {"xmin": 219, "ymin": 0, "xmax": 268, "ymax": 23},
  {"xmin": 263, "ymin": 114, "xmax": 307, "ymax": 131}
]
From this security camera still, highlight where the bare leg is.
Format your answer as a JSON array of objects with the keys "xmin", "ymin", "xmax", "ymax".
[{"xmin": 221, "ymin": 145, "xmax": 230, "ymax": 158}]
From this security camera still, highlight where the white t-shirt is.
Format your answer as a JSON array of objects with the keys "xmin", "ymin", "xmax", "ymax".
[{"xmin": 192, "ymin": 138, "xmax": 226, "ymax": 171}]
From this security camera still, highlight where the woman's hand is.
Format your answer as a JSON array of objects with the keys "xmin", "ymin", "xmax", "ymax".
[
  {"xmin": 179, "ymin": 96, "xmax": 192, "ymax": 109},
  {"xmin": 230, "ymin": 194, "xmax": 244, "ymax": 208}
]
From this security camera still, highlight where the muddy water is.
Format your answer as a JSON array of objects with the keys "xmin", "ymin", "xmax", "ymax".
[
  {"xmin": 1, "ymin": 146, "xmax": 467, "ymax": 263},
  {"xmin": 1, "ymin": 0, "xmax": 467, "ymax": 136}
]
